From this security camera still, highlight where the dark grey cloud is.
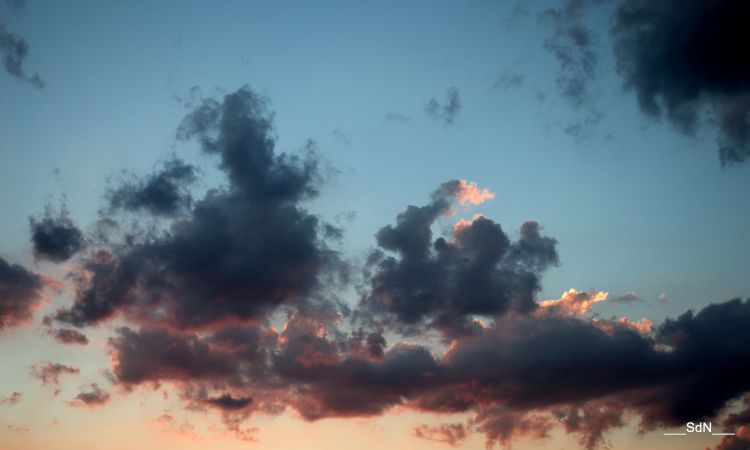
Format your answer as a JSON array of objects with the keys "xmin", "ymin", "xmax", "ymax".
[
  {"xmin": 425, "ymin": 87, "xmax": 461, "ymax": 125},
  {"xmin": 29, "ymin": 205, "xmax": 85, "ymax": 262},
  {"xmin": 203, "ymin": 393, "xmax": 253, "ymax": 411},
  {"xmin": 54, "ymin": 86, "xmax": 344, "ymax": 329},
  {"xmin": 360, "ymin": 181, "xmax": 558, "ymax": 337},
  {"xmin": 0, "ymin": 256, "xmax": 42, "ymax": 332},
  {"xmin": 52, "ymin": 327, "xmax": 89, "ymax": 345},
  {"xmin": 27, "ymin": 85, "xmax": 750, "ymax": 447},
  {"xmin": 0, "ymin": 20, "xmax": 43, "ymax": 88},
  {"xmin": 106, "ymin": 157, "xmax": 197, "ymax": 216},
  {"xmin": 612, "ymin": 0, "xmax": 750, "ymax": 165},
  {"xmin": 69, "ymin": 383, "xmax": 109, "ymax": 408},
  {"xmin": 108, "ymin": 327, "xmax": 244, "ymax": 386}
]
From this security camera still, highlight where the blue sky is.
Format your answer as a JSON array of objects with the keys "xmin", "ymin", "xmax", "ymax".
[{"xmin": 4, "ymin": 0, "xmax": 748, "ymax": 318}]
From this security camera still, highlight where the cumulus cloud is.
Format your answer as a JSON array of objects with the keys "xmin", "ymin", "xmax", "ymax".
[
  {"xmin": 106, "ymin": 156, "xmax": 197, "ymax": 216},
  {"xmin": 0, "ymin": 256, "xmax": 43, "ymax": 332},
  {"xmin": 26, "ymin": 86, "xmax": 750, "ymax": 448},
  {"xmin": 29, "ymin": 204, "xmax": 85, "ymax": 262},
  {"xmin": 425, "ymin": 87, "xmax": 462, "ymax": 125},
  {"xmin": 612, "ymin": 0, "xmax": 750, "ymax": 165},
  {"xmin": 54, "ymin": 86, "xmax": 344, "ymax": 330},
  {"xmin": 361, "ymin": 181, "xmax": 557, "ymax": 336}
]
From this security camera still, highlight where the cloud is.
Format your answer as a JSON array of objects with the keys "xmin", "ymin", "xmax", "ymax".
[
  {"xmin": 108, "ymin": 326, "xmax": 244, "ymax": 386},
  {"xmin": 25, "ymin": 86, "xmax": 750, "ymax": 447},
  {"xmin": 611, "ymin": 0, "xmax": 750, "ymax": 165},
  {"xmin": 29, "ymin": 204, "xmax": 85, "ymax": 262},
  {"xmin": 69, "ymin": 383, "xmax": 110, "ymax": 408},
  {"xmin": 202, "ymin": 393, "xmax": 253, "ymax": 411},
  {"xmin": 493, "ymin": 71, "xmax": 525, "ymax": 91},
  {"xmin": 425, "ymin": 87, "xmax": 462, "ymax": 125},
  {"xmin": 412, "ymin": 423, "xmax": 466, "ymax": 447},
  {"xmin": 609, "ymin": 291, "xmax": 644, "ymax": 305},
  {"xmin": 0, "ymin": 19, "xmax": 43, "ymax": 88},
  {"xmin": 29, "ymin": 362, "xmax": 79, "ymax": 395},
  {"xmin": 360, "ymin": 181, "xmax": 557, "ymax": 336},
  {"xmin": 712, "ymin": 426, "xmax": 750, "ymax": 450},
  {"xmin": 54, "ymin": 86, "xmax": 344, "ymax": 329},
  {"xmin": 539, "ymin": 0, "xmax": 600, "ymax": 110},
  {"xmin": 52, "ymin": 328, "xmax": 89, "ymax": 345},
  {"xmin": 0, "ymin": 256, "xmax": 43, "ymax": 332},
  {"xmin": 0, "ymin": 391, "xmax": 21, "ymax": 406},
  {"xmin": 538, "ymin": 288, "xmax": 608, "ymax": 316},
  {"xmin": 455, "ymin": 180, "xmax": 495, "ymax": 206},
  {"xmin": 106, "ymin": 157, "xmax": 197, "ymax": 216},
  {"xmin": 384, "ymin": 112, "xmax": 410, "ymax": 124}
]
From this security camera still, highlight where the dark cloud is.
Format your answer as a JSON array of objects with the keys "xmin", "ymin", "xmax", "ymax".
[
  {"xmin": 29, "ymin": 362, "xmax": 79, "ymax": 395},
  {"xmin": 554, "ymin": 402, "xmax": 624, "ymax": 450},
  {"xmin": 27, "ymin": 84, "xmax": 750, "ymax": 447},
  {"xmin": 54, "ymin": 86, "xmax": 343, "ymax": 329},
  {"xmin": 203, "ymin": 393, "xmax": 253, "ymax": 411},
  {"xmin": 412, "ymin": 423, "xmax": 466, "ymax": 447},
  {"xmin": 106, "ymin": 157, "xmax": 197, "ymax": 216},
  {"xmin": 713, "ymin": 427, "xmax": 750, "ymax": 450},
  {"xmin": 0, "ymin": 20, "xmax": 43, "ymax": 88},
  {"xmin": 29, "ymin": 205, "xmax": 85, "ymax": 262},
  {"xmin": 425, "ymin": 87, "xmax": 461, "ymax": 125},
  {"xmin": 0, "ymin": 391, "xmax": 21, "ymax": 406},
  {"xmin": 69, "ymin": 383, "xmax": 110, "ymax": 408},
  {"xmin": 360, "ymin": 181, "xmax": 558, "ymax": 336},
  {"xmin": 108, "ymin": 327, "xmax": 243, "ymax": 386},
  {"xmin": 52, "ymin": 328, "xmax": 89, "ymax": 345},
  {"xmin": 0, "ymin": 256, "xmax": 43, "ymax": 331},
  {"xmin": 612, "ymin": 0, "xmax": 750, "ymax": 165}
]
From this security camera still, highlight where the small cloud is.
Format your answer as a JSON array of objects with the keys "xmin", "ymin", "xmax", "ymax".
[
  {"xmin": 384, "ymin": 112, "xmax": 410, "ymax": 124},
  {"xmin": 68, "ymin": 383, "xmax": 110, "ymax": 408},
  {"xmin": 29, "ymin": 362, "xmax": 79, "ymax": 395},
  {"xmin": 332, "ymin": 128, "xmax": 351, "ymax": 145},
  {"xmin": 425, "ymin": 87, "xmax": 461, "ymax": 125},
  {"xmin": 610, "ymin": 291, "xmax": 644, "ymax": 305},
  {"xmin": 493, "ymin": 71, "xmax": 525, "ymax": 91},
  {"xmin": 413, "ymin": 423, "xmax": 467, "ymax": 447},
  {"xmin": 455, "ymin": 180, "xmax": 495, "ymax": 206},
  {"xmin": 0, "ymin": 391, "xmax": 21, "ymax": 406}
]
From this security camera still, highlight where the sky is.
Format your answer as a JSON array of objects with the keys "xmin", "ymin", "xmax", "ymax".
[{"xmin": 1, "ymin": 0, "xmax": 750, "ymax": 449}]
